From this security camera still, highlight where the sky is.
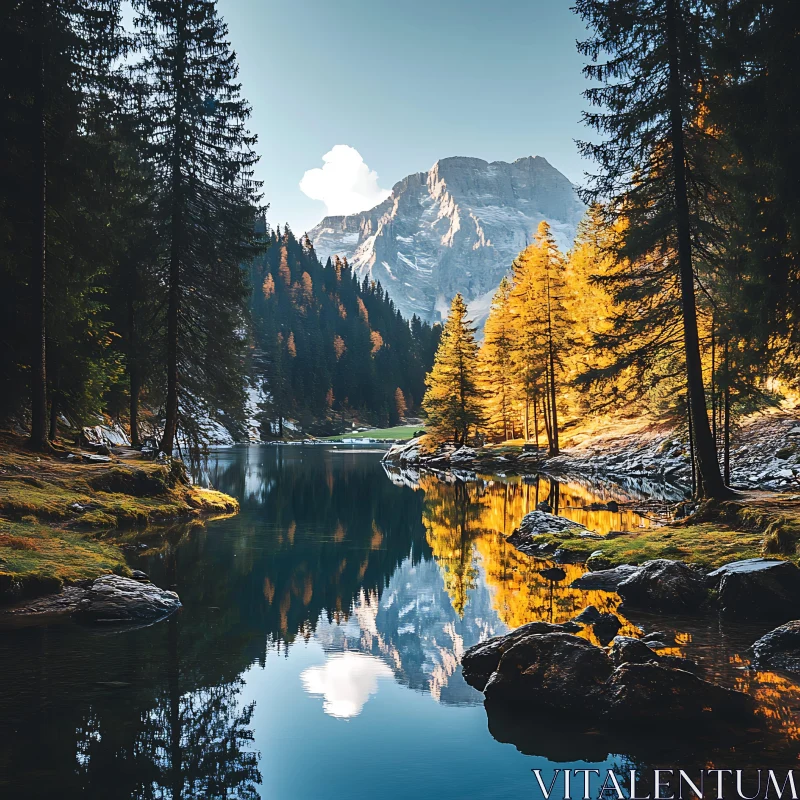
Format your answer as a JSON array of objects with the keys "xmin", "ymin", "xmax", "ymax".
[{"xmin": 215, "ymin": 0, "xmax": 591, "ymax": 235}]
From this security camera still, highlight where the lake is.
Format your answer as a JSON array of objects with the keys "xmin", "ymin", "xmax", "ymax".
[{"xmin": 1, "ymin": 445, "xmax": 798, "ymax": 799}]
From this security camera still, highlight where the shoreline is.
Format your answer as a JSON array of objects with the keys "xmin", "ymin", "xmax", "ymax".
[{"xmin": 0, "ymin": 434, "xmax": 238, "ymax": 606}]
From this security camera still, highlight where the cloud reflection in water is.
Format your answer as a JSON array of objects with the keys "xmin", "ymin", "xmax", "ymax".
[{"xmin": 301, "ymin": 652, "xmax": 394, "ymax": 719}]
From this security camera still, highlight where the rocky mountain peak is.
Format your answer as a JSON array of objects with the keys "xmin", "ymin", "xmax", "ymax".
[{"xmin": 308, "ymin": 155, "xmax": 585, "ymax": 329}]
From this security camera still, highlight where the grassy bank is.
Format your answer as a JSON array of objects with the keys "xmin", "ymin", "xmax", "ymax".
[
  {"xmin": 527, "ymin": 496, "xmax": 800, "ymax": 570},
  {"xmin": 0, "ymin": 434, "xmax": 238, "ymax": 602},
  {"xmin": 324, "ymin": 424, "xmax": 423, "ymax": 442}
]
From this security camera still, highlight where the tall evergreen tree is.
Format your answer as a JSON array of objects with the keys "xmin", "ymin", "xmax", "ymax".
[
  {"xmin": 574, "ymin": 0, "xmax": 729, "ymax": 497},
  {"xmin": 135, "ymin": 0, "xmax": 263, "ymax": 453},
  {"xmin": 422, "ymin": 294, "xmax": 483, "ymax": 445}
]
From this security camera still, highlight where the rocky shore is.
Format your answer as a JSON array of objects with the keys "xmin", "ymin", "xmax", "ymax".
[{"xmin": 384, "ymin": 411, "xmax": 800, "ymax": 493}]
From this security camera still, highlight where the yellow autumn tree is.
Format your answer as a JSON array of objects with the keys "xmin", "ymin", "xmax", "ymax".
[
  {"xmin": 479, "ymin": 277, "xmax": 517, "ymax": 441},
  {"xmin": 394, "ymin": 387, "xmax": 407, "ymax": 420},
  {"xmin": 507, "ymin": 221, "xmax": 566, "ymax": 453},
  {"xmin": 422, "ymin": 294, "xmax": 483, "ymax": 445}
]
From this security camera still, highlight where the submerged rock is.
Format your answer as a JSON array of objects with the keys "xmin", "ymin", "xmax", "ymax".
[
  {"xmin": 75, "ymin": 575, "xmax": 181, "ymax": 622},
  {"xmin": 572, "ymin": 605, "xmax": 602, "ymax": 624},
  {"xmin": 592, "ymin": 613, "xmax": 622, "ymax": 646},
  {"xmin": 617, "ymin": 559, "xmax": 708, "ymax": 613},
  {"xmin": 751, "ymin": 620, "xmax": 800, "ymax": 672},
  {"xmin": 570, "ymin": 564, "xmax": 640, "ymax": 591},
  {"xmin": 602, "ymin": 662, "xmax": 748, "ymax": 722},
  {"xmin": 707, "ymin": 558, "xmax": 800, "ymax": 619}
]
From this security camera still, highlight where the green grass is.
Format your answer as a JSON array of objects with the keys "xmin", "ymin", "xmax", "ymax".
[
  {"xmin": 0, "ymin": 518, "xmax": 129, "ymax": 599},
  {"xmin": 0, "ymin": 433, "xmax": 239, "ymax": 602},
  {"xmin": 529, "ymin": 522, "xmax": 767, "ymax": 570},
  {"xmin": 324, "ymin": 425, "xmax": 424, "ymax": 442}
]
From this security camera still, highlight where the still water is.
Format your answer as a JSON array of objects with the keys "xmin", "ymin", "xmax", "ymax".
[{"xmin": 1, "ymin": 446, "xmax": 799, "ymax": 799}]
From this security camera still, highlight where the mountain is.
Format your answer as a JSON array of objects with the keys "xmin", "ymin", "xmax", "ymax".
[{"xmin": 308, "ymin": 156, "xmax": 585, "ymax": 328}]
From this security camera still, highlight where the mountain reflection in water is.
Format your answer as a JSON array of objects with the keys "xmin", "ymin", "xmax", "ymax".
[{"xmin": 1, "ymin": 445, "xmax": 799, "ymax": 799}]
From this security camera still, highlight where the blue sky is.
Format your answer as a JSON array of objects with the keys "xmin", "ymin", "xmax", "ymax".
[{"xmin": 217, "ymin": 0, "xmax": 590, "ymax": 234}]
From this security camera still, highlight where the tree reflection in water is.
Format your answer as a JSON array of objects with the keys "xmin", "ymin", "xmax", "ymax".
[{"xmin": 3, "ymin": 447, "xmax": 800, "ymax": 797}]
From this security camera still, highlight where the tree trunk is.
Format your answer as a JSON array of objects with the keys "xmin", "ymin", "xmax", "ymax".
[
  {"xmin": 541, "ymin": 394, "xmax": 552, "ymax": 450},
  {"xmin": 724, "ymin": 335, "xmax": 731, "ymax": 485},
  {"xmin": 523, "ymin": 394, "xmax": 529, "ymax": 442},
  {"xmin": 128, "ymin": 295, "xmax": 141, "ymax": 447},
  {"xmin": 158, "ymin": 4, "xmax": 188, "ymax": 456},
  {"xmin": 546, "ymin": 274, "xmax": 559, "ymax": 456},
  {"xmin": 30, "ymin": 2, "xmax": 49, "ymax": 451},
  {"xmin": 710, "ymin": 315, "xmax": 717, "ymax": 446},
  {"xmin": 533, "ymin": 391, "xmax": 539, "ymax": 449},
  {"xmin": 688, "ymin": 397, "xmax": 696, "ymax": 498},
  {"xmin": 665, "ymin": 0, "xmax": 727, "ymax": 498}
]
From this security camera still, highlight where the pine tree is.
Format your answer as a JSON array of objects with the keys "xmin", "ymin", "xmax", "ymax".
[
  {"xmin": 574, "ymin": 0, "xmax": 729, "ymax": 497},
  {"xmin": 135, "ymin": 0, "xmax": 264, "ymax": 454},
  {"xmin": 0, "ymin": 0, "xmax": 125, "ymax": 447},
  {"xmin": 507, "ymin": 221, "xmax": 566, "ymax": 453},
  {"xmin": 422, "ymin": 294, "xmax": 483, "ymax": 445},
  {"xmin": 480, "ymin": 277, "xmax": 516, "ymax": 441}
]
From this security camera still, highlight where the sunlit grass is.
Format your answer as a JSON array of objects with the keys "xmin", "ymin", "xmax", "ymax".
[{"xmin": 324, "ymin": 425, "xmax": 424, "ymax": 441}]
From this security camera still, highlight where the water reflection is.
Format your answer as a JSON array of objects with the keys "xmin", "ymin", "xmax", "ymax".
[
  {"xmin": 301, "ymin": 652, "xmax": 393, "ymax": 718},
  {"xmin": 1, "ymin": 446, "xmax": 800, "ymax": 798}
]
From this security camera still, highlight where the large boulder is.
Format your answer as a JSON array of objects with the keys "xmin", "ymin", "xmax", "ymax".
[
  {"xmin": 482, "ymin": 633, "xmax": 613, "ymax": 712},
  {"xmin": 751, "ymin": 620, "xmax": 800, "ymax": 672},
  {"xmin": 75, "ymin": 575, "xmax": 181, "ymax": 622},
  {"xmin": 461, "ymin": 621, "xmax": 581, "ymax": 691},
  {"xmin": 570, "ymin": 564, "xmax": 640, "ymax": 591},
  {"xmin": 617, "ymin": 559, "xmax": 709, "ymax": 613},
  {"xmin": 707, "ymin": 558, "xmax": 800, "ymax": 619},
  {"xmin": 602, "ymin": 662, "xmax": 749, "ymax": 722}
]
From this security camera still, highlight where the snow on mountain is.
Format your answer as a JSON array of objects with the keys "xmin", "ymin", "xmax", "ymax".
[{"xmin": 308, "ymin": 156, "xmax": 585, "ymax": 329}]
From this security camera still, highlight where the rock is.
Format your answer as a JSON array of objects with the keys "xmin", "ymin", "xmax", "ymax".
[
  {"xmin": 474, "ymin": 632, "xmax": 742, "ymax": 722},
  {"xmin": 617, "ymin": 559, "xmax": 709, "ymax": 613},
  {"xmin": 482, "ymin": 633, "xmax": 613, "ymax": 712},
  {"xmin": 507, "ymin": 511, "xmax": 587, "ymax": 555},
  {"xmin": 592, "ymin": 613, "xmax": 622, "ymax": 646},
  {"xmin": 602, "ymin": 662, "xmax": 749, "ymax": 722},
  {"xmin": 570, "ymin": 564, "xmax": 640, "ymax": 591},
  {"xmin": 707, "ymin": 558, "xmax": 800, "ymax": 619},
  {"xmin": 609, "ymin": 636, "xmax": 701, "ymax": 674},
  {"xmin": 572, "ymin": 605, "xmax": 602, "ymax": 624},
  {"xmin": 130, "ymin": 570, "xmax": 150, "ymax": 581},
  {"xmin": 586, "ymin": 551, "xmax": 612, "ymax": 571},
  {"xmin": 642, "ymin": 630, "xmax": 674, "ymax": 645},
  {"xmin": 75, "ymin": 575, "xmax": 181, "ymax": 623},
  {"xmin": 536, "ymin": 501, "xmax": 552, "ymax": 512},
  {"xmin": 450, "ymin": 446, "xmax": 478, "ymax": 464},
  {"xmin": 537, "ymin": 567, "xmax": 566, "ymax": 582},
  {"xmin": 552, "ymin": 547, "xmax": 587, "ymax": 564},
  {"xmin": 461, "ymin": 622, "xmax": 582, "ymax": 691},
  {"xmin": 752, "ymin": 621, "xmax": 800, "ymax": 672}
]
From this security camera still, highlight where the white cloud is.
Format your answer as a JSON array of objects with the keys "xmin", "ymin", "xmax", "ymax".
[
  {"xmin": 300, "ymin": 652, "xmax": 393, "ymax": 719},
  {"xmin": 299, "ymin": 145, "xmax": 391, "ymax": 217}
]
